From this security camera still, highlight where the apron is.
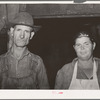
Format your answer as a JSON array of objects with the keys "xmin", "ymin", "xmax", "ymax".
[{"xmin": 69, "ymin": 60, "xmax": 99, "ymax": 90}]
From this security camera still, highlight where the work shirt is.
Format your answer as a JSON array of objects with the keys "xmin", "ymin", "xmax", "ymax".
[
  {"xmin": 0, "ymin": 48, "xmax": 49, "ymax": 89},
  {"xmin": 55, "ymin": 57, "xmax": 100, "ymax": 89}
]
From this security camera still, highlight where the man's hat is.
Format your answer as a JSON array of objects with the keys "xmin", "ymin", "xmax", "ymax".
[{"xmin": 7, "ymin": 12, "xmax": 41, "ymax": 32}]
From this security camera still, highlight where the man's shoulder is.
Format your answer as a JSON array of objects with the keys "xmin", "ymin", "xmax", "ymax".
[
  {"xmin": 0, "ymin": 53, "xmax": 8, "ymax": 67},
  {"xmin": 0, "ymin": 53, "xmax": 7, "ymax": 59},
  {"xmin": 29, "ymin": 52, "xmax": 43, "ymax": 62},
  {"xmin": 29, "ymin": 52, "xmax": 45, "ymax": 70}
]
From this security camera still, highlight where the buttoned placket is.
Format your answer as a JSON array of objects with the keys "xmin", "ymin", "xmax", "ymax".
[
  {"xmin": 15, "ymin": 59, "xmax": 20, "ymax": 78},
  {"xmin": 7, "ymin": 48, "xmax": 30, "ymax": 78},
  {"xmin": 15, "ymin": 54, "xmax": 29, "ymax": 78}
]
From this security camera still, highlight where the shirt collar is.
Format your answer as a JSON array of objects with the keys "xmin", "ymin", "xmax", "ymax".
[{"xmin": 6, "ymin": 48, "xmax": 30, "ymax": 60}]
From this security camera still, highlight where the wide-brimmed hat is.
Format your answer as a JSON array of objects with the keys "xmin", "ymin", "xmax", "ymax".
[{"xmin": 7, "ymin": 12, "xmax": 41, "ymax": 32}]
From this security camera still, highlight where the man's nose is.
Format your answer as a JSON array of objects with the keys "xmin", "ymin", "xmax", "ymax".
[{"xmin": 20, "ymin": 31, "xmax": 25, "ymax": 39}]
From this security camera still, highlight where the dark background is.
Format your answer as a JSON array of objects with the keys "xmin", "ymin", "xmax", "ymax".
[{"xmin": 1, "ymin": 17, "xmax": 100, "ymax": 89}]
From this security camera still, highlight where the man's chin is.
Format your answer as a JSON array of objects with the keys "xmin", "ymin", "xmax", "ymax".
[{"xmin": 16, "ymin": 43, "xmax": 26, "ymax": 47}]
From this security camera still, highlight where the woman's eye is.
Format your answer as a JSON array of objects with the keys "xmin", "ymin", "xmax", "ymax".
[
  {"xmin": 75, "ymin": 44, "xmax": 81, "ymax": 47},
  {"xmin": 84, "ymin": 43, "xmax": 89, "ymax": 46}
]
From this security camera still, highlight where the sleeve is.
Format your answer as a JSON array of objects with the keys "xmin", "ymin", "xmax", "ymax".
[
  {"xmin": 36, "ymin": 56, "xmax": 50, "ymax": 89},
  {"xmin": 0, "ymin": 56, "xmax": 6, "ymax": 73},
  {"xmin": 0, "ymin": 56, "xmax": 6, "ymax": 89},
  {"xmin": 54, "ymin": 69, "xmax": 64, "ymax": 89}
]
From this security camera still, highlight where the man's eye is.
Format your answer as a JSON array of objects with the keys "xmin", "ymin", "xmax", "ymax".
[
  {"xmin": 76, "ymin": 44, "xmax": 80, "ymax": 46},
  {"xmin": 16, "ymin": 29, "xmax": 21, "ymax": 31},
  {"xmin": 25, "ymin": 31, "xmax": 30, "ymax": 34}
]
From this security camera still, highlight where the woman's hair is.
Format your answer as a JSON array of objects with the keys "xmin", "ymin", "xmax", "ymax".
[{"xmin": 73, "ymin": 31, "xmax": 95, "ymax": 45}]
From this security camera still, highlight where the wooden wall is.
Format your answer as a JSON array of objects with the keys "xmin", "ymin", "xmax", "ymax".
[{"xmin": 26, "ymin": 4, "xmax": 100, "ymax": 18}]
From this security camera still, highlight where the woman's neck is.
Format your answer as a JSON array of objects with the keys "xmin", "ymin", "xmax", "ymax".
[
  {"xmin": 78, "ymin": 57, "xmax": 94, "ymax": 79},
  {"xmin": 78, "ymin": 57, "xmax": 94, "ymax": 69}
]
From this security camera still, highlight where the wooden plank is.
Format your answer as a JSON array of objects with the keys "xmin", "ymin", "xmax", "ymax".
[{"xmin": 26, "ymin": 4, "xmax": 100, "ymax": 18}]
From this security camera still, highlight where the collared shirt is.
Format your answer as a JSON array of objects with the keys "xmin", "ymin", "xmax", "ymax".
[
  {"xmin": 0, "ymin": 49, "xmax": 49, "ymax": 89},
  {"xmin": 77, "ymin": 66, "xmax": 93, "ymax": 79}
]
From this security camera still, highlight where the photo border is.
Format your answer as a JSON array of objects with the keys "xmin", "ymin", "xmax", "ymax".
[{"xmin": 0, "ymin": 0, "xmax": 100, "ymax": 99}]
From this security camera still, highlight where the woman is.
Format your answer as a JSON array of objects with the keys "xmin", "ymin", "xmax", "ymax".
[{"xmin": 55, "ymin": 31, "xmax": 100, "ymax": 89}]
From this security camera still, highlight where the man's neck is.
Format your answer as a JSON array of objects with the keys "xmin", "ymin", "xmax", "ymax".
[{"xmin": 11, "ymin": 45, "xmax": 26, "ymax": 59}]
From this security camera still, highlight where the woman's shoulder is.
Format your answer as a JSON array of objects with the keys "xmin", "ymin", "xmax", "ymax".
[
  {"xmin": 94, "ymin": 57, "xmax": 100, "ymax": 64},
  {"xmin": 94, "ymin": 57, "xmax": 100, "ymax": 61},
  {"xmin": 58, "ymin": 58, "xmax": 77, "ymax": 74},
  {"xmin": 61, "ymin": 62, "xmax": 73, "ymax": 71}
]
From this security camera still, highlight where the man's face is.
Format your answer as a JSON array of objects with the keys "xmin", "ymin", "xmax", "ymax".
[
  {"xmin": 11, "ymin": 25, "xmax": 34, "ymax": 47},
  {"xmin": 73, "ymin": 37, "xmax": 95, "ymax": 61}
]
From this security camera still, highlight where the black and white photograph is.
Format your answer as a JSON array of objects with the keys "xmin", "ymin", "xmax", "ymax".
[{"xmin": 0, "ymin": 1, "xmax": 100, "ymax": 99}]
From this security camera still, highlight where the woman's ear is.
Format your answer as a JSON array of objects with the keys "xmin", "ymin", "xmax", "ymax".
[
  {"xmin": 73, "ymin": 45, "xmax": 75, "ymax": 50},
  {"xmin": 30, "ymin": 32, "xmax": 35, "ymax": 40},
  {"xmin": 93, "ymin": 42, "xmax": 96, "ymax": 50}
]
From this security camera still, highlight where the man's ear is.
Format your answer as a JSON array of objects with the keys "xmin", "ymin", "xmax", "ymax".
[
  {"xmin": 30, "ymin": 32, "xmax": 35, "ymax": 40},
  {"xmin": 9, "ymin": 27, "xmax": 14, "ymax": 36}
]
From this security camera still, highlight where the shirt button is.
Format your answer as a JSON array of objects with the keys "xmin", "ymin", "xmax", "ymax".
[{"xmin": 17, "ymin": 74, "xmax": 19, "ymax": 78}]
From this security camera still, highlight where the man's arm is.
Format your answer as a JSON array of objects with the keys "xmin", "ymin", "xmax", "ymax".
[{"xmin": 36, "ymin": 56, "xmax": 50, "ymax": 89}]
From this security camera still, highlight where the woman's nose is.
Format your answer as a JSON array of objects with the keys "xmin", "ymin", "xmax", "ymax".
[{"xmin": 81, "ymin": 45, "xmax": 85, "ymax": 50}]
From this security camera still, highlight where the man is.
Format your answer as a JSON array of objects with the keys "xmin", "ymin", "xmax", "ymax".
[{"xmin": 0, "ymin": 12, "xmax": 49, "ymax": 89}]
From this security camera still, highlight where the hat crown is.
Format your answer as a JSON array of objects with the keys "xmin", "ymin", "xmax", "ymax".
[{"xmin": 12, "ymin": 12, "xmax": 34, "ymax": 27}]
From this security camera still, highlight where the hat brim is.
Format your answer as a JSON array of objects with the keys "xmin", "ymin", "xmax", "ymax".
[
  {"xmin": 33, "ymin": 25, "xmax": 41, "ymax": 33},
  {"xmin": 6, "ymin": 22, "xmax": 41, "ymax": 33}
]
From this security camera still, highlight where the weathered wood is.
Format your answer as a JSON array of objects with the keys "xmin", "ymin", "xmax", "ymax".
[{"xmin": 26, "ymin": 4, "xmax": 100, "ymax": 18}]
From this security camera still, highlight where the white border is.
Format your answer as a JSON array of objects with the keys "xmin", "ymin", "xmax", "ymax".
[
  {"xmin": 0, "ymin": 1, "xmax": 100, "ymax": 4},
  {"xmin": 0, "ymin": 1, "xmax": 100, "ymax": 99},
  {"xmin": 0, "ymin": 90, "xmax": 100, "ymax": 99}
]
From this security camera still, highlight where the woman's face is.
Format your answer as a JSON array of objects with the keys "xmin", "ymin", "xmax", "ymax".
[{"xmin": 73, "ymin": 37, "xmax": 96, "ymax": 61}]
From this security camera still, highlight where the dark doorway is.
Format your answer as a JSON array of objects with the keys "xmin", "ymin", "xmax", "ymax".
[{"xmin": 27, "ymin": 17, "xmax": 100, "ymax": 89}]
